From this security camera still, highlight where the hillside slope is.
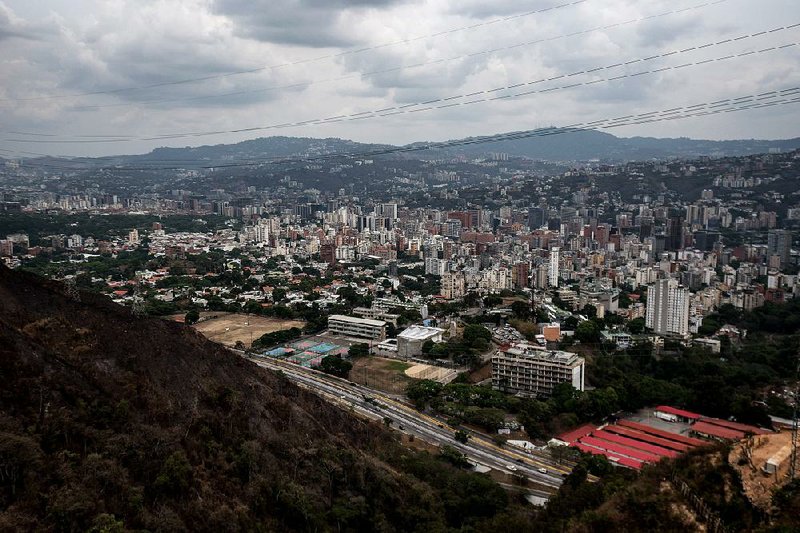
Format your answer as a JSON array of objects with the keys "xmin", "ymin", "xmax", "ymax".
[{"xmin": 0, "ymin": 266, "xmax": 518, "ymax": 531}]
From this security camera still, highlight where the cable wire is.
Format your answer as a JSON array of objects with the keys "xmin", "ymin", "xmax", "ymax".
[
  {"xmin": 4, "ymin": 87, "xmax": 799, "ymax": 173},
  {"xmin": 6, "ymin": 30, "xmax": 798, "ymax": 144}
]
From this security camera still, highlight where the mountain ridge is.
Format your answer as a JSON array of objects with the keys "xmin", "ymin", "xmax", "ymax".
[
  {"xmin": 6, "ymin": 131, "xmax": 800, "ymax": 168},
  {"xmin": 0, "ymin": 265, "xmax": 522, "ymax": 531}
]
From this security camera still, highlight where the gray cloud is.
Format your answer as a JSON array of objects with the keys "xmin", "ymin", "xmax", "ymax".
[
  {"xmin": 0, "ymin": 2, "xmax": 35, "ymax": 41},
  {"xmin": 0, "ymin": 0, "xmax": 799, "ymax": 157},
  {"xmin": 213, "ymin": 0, "xmax": 407, "ymax": 48}
]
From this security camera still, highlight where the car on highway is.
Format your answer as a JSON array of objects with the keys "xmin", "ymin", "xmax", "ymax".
[
  {"xmin": 507, "ymin": 465, "xmax": 518, "ymax": 472},
  {"xmin": 538, "ymin": 467, "xmax": 547, "ymax": 474}
]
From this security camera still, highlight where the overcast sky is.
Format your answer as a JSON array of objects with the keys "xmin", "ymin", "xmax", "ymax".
[{"xmin": 1, "ymin": 0, "xmax": 799, "ymax": 157}]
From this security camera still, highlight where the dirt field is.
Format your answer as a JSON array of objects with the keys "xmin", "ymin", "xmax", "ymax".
[
  {"xmin": 187, "ymin": 313, "xmax": 305, "ymax": 348},
  {"xmin": 350, "ymin": 357, "xmax": 413, "ymax": 395},
  {"xmin": 466, "ymin": 361, "xmax": 492, "ymax": 384},
  {"xmin": 404, "ymin": 363, "xmax": 459, "ymax": 384},
  {"xmin": 730, "ymin": 430, "xmax": 794, "ymax": 511}
]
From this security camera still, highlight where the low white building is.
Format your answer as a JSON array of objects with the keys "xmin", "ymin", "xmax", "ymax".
[{"xmin": 397, "ymin": 325, "xmax": 445, "ymax": 358}]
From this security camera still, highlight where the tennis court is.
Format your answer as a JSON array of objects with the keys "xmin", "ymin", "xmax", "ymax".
[{"xmin": 309, "ymin": 342, "xmax": 339, "ymax": 354}]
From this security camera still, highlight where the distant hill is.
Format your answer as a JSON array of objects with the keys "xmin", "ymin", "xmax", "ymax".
[
  {"xmin": 110, "ymin": 132, "xmax": 800, "ymax": 164},
  {"xmin": 426, "ymin": 130, "xmax": 800, "ymax": 161},
  {"xmin": 0, "ymin": 266, "xmax": 521, "ymax": 531},
  {"xmin": 93, "ymin": 136, "xmax": 394, "ymax": 168},
  {"xmin": 6, "ymin": 132, "xmax": 800, "ymax": 169}
]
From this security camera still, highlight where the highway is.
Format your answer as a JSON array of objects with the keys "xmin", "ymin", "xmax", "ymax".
[{"xmin": 248, "ymin": 355, "xmax": 572, "ymax": 492}]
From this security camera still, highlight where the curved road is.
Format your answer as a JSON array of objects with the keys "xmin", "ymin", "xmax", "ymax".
[{"xmin": 248, "ymin": 355, "xmax": 573, "ymax": 492}]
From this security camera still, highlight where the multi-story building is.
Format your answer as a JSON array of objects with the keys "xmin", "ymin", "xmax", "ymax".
[
  {"xmin": 646, "ymin": 278, "xmax": 690, "ymax": 336},
  {"xmin": 549, "ymin": 247, "xmax": 560, "ymax": 287},
  {"xmin": 512, "ymin": 262, "xmax": 530, "ymax": 289},
  {"xmin": 441, "ymin": 272, "xmax": 465, "ymax": 300},
  {"xmin": 425, "ymin": 257, "xmax": 447, "ymax": 276},
  {"xmin": 0, "ymin": 240, "xmax": 13, "ymax": 257},
  {"xmin": 491, "ymin": 343, "xmax": 585, "ymax": 398},
  {"xmin": 328, "ymin": 315, "xmax": 386, "ymax": 340},
  {"xmin": 528, "ymin": 206, "xmax": 546, "ymax": 230},
  {"xmin": 767, "ymin": 229, "xmax": 792, "ymax": 269}
]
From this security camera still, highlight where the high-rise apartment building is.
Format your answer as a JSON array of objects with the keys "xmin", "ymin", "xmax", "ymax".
[
  {"xmin": 767, "ymin": 229, "xmax": 792, "ymax": 269},
  {"xmin": 549, "ymin": 247, "xmax": 560, "ymax": 288},
  {"xmin": 646, "ymin": 278, "xmax": 690, "ymax": 336},
  {"xmin": 528, "ymin": 206, "xmax": 546, "ymax": 230}
]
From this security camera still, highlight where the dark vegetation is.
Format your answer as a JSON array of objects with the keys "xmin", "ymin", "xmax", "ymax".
[
  {"xmin": 251, "ymin": 327, "xmax": 302, "ymax": 350},
  {"xmin": 0, "ymin": 266, "xmax": 534, "ymax": 531},
  {"xmin": 318, "ymin": 356, "xmax": 353, "ymax": 379},
  {"xmin": 420, "ymin": 324, "xmax": 491, "ymax": 368}
]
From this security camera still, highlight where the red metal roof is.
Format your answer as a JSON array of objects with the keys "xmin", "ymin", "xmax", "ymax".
[
  {"xmin": 603, "ymin": 425, "xmax": 692, "ymax": 452},
  {"xmin": 580, "ymin": 436, "xmax": 663, "ymax": 463},
  {"xmin": 571, "ymin": 442, "xmax": 643, "ymax": 470},
  {"xmin": 699, "ymin": 417, "xmax": 770, "ymax": 435},
  {"xmin": 592, "ymin": 430, "xmax": 678, "ymax": 458},
  {"xmin": 654, "ymin": 405, "xmax": 702, "ymax": 420},
  {"xmin": 558, "ymin": 423, "xmax": 596, "ymax": 444},
  {"xmin": 616, "ymin": 420, "xmax": 708, "ymax": 447},
  {"xmin": 690, "ymin": 421, "xmax": 744, "ymax": 440}
]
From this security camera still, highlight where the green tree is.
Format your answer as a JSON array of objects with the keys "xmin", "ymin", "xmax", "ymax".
[
  {"xmin": 319, "ymin": 356, "xmax": 353, "ymax": 378},
  {"xmin": 272, "ymin": 288, "xmax": 287, "ymax": 302},
  {"xmin": 154, "ymin": 451, "xmax": 193, "ymax": 497},
  {"xmin": 511, "ymin": 300, "xmax": 532, "ymax": 320},
  {"xmin": 628, "ymin": 317, "xmax": 646, "ymax": 334},
  {"xmin": 348, "ymin": 343, "xmax": 370, "ymax": 358},
  {"xmin": 406, "ymin": 380, "xmax": 443, "ymax": 408},
  {"xmin": 454, "ymin": 430, "xmax": 470, "ymax": 444},
  {"xmin": 463, "ymin": 324, "xmax": 491, "ymax": 344},
  {"xmin": 575, "ymin": 320, "xmax": 601, "ymax": 344},
  {"xmin": 184, "ymin": 309, "xmax": 200, "ymax": 325}
]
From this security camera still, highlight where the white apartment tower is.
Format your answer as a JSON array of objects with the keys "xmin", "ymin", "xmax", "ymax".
[
  {"xmin": 646, "ymin": 278, "xmax": 690, "ymax": 336},
  {"xmin": 549, "ymin": 247, "xmax": 560, "ymax": 287}
]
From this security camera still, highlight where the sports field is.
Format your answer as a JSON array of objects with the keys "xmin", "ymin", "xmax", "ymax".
[{"xmin": 190, "ymin": 313, "xmax": 305, "ymax": 348}]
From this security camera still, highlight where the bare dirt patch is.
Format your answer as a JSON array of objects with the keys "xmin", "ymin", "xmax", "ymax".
[
  {"xmin": 185, "ymin": 312, "xmax": 305, "ymax": 348},
  {"xmin": 404, "ymin": 363, "xmax": 458, "ymax": 383},
  {"xmin": 350, "ymin": 356, "xmax": 414, "ymax": 395},
  {"xmin": 730, "ymin": 430, "xmax": 794, "ymax": 511}
]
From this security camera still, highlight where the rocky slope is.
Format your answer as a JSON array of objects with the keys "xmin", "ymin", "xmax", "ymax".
[{"xmin": 0, "ymin": 266, "xmax": 517, "ymax": 531}]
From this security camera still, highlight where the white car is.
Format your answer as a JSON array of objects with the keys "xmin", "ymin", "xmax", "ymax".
[
  {"xmin": 538, "ymin": 467, "xmax": 547, "ymax": 474},
  {"xmin": 507, "ymin": 465, "xmax": 518, "ymax": 471}
]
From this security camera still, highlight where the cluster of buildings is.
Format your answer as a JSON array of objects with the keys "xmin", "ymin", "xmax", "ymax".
[{"xmin": 2, "ymin": 147, "xmax": 799, "ymax": 406}]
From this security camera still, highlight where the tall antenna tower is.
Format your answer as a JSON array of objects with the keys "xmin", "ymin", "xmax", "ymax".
[
  {"xmin": 131, "ymin": 273, "xmax": 146, "ymax": 317},
  {"xmin": 64, "ymin": 275, "xmax": 80, "ymax": 302},
  {"xmin": 790, "ymin": 355, "xmax": 799, "ymax": 480}
]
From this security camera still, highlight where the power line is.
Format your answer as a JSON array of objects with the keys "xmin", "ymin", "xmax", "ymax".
[
  {"xmin": 7, "ymin": 29, "xmax": 798, "ymax": 145},
  {"xmin": 0, "ymin": 0, "xmax": 593, "ymax": 104},
  {"xmin": 3, "ymin": 0, "xmax": 730, "ymax": 113},
  {"xmin": 4, "ymin": 87, "xmax": 800, "ymax": 173}
]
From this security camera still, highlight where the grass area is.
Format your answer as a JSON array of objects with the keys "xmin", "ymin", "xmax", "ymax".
[
  {"xmin": 350, "ymin": 357, "xmax": 414, "ymax": 395},
  {"xmin": 386, "ymin": 360, "xmax": 412, "ymax": 372}
]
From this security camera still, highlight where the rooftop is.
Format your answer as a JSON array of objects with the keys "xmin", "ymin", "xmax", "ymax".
[
  {"xmin": 499, "ymin": 342, "xmax": 583, "ymax": 365},
  {"xmin": 397, "ymin": 325, "xmax": 444, "ymax": 340},
  {"xmin": 328, "ymin": 314, "xmax": 387, "ymax": 327}
]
